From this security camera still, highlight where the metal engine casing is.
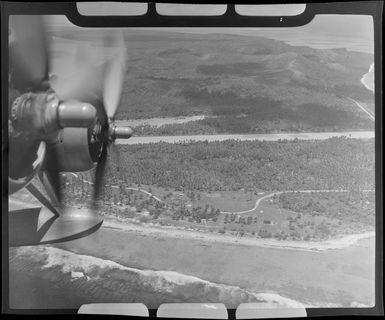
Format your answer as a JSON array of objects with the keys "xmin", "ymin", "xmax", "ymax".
[{"xmin": 49, "ymin": 128, "xmax": 97, "ymax": 172}]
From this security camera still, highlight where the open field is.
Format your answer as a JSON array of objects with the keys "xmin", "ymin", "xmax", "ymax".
[{"xmin": 57, "ymin": 171, "xmax": 376, "ymax": 242}]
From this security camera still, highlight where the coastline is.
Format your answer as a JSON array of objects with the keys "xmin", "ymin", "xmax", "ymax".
[
  {"xmin": 361, "ymin": 63, "xmax": 374, "ymax": 92},
  {"xmin": 8, "ymin": 199, "xmax": 376, "ymax": 308},
  {"xmin": 10, "ymin": 245, "xmax": 313, "ymax": 309},
  {"xmin": 102, "ymin": 217, "xmax": 375, "ymax": 252},
  {"xmin": 8, "ymin": 198, "xmax": 375, "ymax": 252}
]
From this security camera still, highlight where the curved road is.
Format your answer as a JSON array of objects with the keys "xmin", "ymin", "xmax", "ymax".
[
  {"xmin": 221, "ymin": 189, "xmax": 374, "ymax": 215},
  {"xmin": 68, "ymin": 173, "xmax": 374, "ymax": 216}
]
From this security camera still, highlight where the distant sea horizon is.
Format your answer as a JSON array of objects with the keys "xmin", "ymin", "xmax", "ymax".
[
  {"xmin": 47, "ymin": 14, "xmax": 374, "ymax": 54},
  {"xmin": 167, "ymin": 28, "xmax": 374, "ymax": 54}
]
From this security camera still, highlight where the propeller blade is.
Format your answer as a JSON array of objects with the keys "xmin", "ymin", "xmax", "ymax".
[
  {"xmin": 51, "ymin": 42, "xmax": 103, "ymax": 99},
  {"xmin": 9, "ymin": 15, "xmax": 49, "ymax": 91},
  {"xmin": 43, "ymin": 147, "xmax": 63, "ymax": 205},
  {"xmin": 51, "ymin": 41, "xmax": 108, "ymax": 126},
  {"xmin": 110, "ymin": 143, "xmax": 121, "ymax": 174},
  {"xmin": 93, "ymin": 142, "xmax": 108, "ymax": 206},
  {"xmin": 103, "ymin": 30, "xmax": 126, "ymax": 120}
]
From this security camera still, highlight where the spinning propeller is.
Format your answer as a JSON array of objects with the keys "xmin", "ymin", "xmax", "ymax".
[
  {"xmin": 9, "ymin": 16, "xmax": 133, "ymax": 210},
  {"xmin": 88, "ymin": 35, "xmax": 134, "ymax": 206}
]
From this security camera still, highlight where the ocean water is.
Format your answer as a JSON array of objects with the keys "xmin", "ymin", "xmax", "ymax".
[
  {"xmin": 10, "ymin": 246, "xmax": 308, "ymax": 309},
  {"xmin": 9, "ymin": 231, "xmax": 375, "ymax": 309}
]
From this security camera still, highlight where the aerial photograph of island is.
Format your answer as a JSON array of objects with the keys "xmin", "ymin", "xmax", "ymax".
[{"xmin": 8, "ymin": 11, "xmax": 375, "ymax": 310}]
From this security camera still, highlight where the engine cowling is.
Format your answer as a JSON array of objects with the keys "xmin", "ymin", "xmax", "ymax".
[{"xmin": 44, "ymin": 128, "xmax": 101, "ymax": 173}]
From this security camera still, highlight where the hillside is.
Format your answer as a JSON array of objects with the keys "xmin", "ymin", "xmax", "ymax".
[{"xmin": 49, "ymin": 28, "xmax": 374, "ymax": 132}]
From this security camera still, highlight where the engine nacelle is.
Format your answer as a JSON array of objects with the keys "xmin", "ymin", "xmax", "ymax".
[{"xmin": 45, "ymin": 128, "xmax": 100, "ymax": 173}]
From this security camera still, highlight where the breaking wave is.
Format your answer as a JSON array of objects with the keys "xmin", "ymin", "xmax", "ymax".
[{"xmin": 14, "ymin": 246, "xmax": 307, "ymax": 308}]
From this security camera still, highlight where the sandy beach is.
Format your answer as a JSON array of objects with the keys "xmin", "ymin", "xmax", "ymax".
[
  {"xmin": 8, "ymin": 198, "xmax": 376, "ymax": 308},
  {"xmin": 55, "ymin": 218, "xmax": 375, "ymax": 308},
  {"xmin": 8, "ymin": 197, "xmax": 375, "ymax": 252},
  {"xmin": 102, "ymin": 217, "xmax": 375, "ymax": 252}
]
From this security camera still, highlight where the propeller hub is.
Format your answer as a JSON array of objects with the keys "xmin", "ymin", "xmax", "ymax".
[
  {"xmin": 92, "ymin": 119, "xmax": 133, "ymax": 144},
  {"xmin": 109, "ymin": 124, "xmax": 134, "ymax": 140}
]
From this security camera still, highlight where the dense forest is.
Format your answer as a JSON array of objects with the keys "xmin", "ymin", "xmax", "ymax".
[
  {"xmin": 60, "ymin": 136, "xmax": 375, "ymax": 241},
  {"xmin": 107, "ymin": 137, "xmax": 374, "ymax": 193},
  {"xmin": 276, "ymin": 191, "xmax": 375, "ymax": 227},
  {"xmin": 50, "ymin": 28, "xmax": 374, "ymax": 126},
  {"xmin": 58, "ymin": 136, "xmax": 375, "ymax": 240},
  {"xmin": 133, "ymin": 102, "xmax": 373, "ymax": 136},
  {"xmin": 116, "ymin": 31, "xmax": 373, "ymax": 123}
]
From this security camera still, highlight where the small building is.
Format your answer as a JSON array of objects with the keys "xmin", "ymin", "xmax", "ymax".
[
  {"xmin": 258, "ymin": 228, "xmax": 272, "ymax": 238},
  {"xmin": 259, "ymin": 223, "xmax": 279, "ymax": 237}
]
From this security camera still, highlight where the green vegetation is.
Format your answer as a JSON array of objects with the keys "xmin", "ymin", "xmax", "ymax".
[
  {"xmin": 276, "ymin": 192, "xmax": 375, "ymax": 229},
  {"xmin": 51, "ymin": 28, "xmax": 374, "ymax": 133},
  {"xmin": 115, "ymin": 32, "xmax": 374, "ymax": 128},
  {"xmin": 113, "ymin": 137, "xmax": 374, "ymax": 193},
  {"xmin": 134, "ymin": 102, "xmax": 373, "ymax": 136},
  {"xmin": 196, "ymin": 62, "xmax": 266, "ymax": 76},
  {"xmin": 60, "ymin": 137, "xmax": 375, "ymax": 240},
  {"xmin": 50, "ymin": 29, "xmax": 375, "ymax": 241}
]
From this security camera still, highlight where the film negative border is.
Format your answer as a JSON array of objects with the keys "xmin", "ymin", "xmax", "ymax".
[{"xmin": 1, "ymin": 1, "xmax": 383, "ymax": 318}]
